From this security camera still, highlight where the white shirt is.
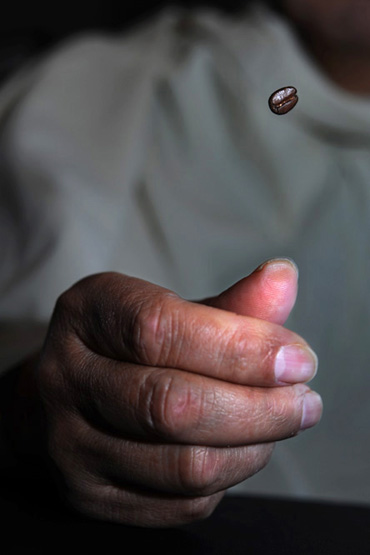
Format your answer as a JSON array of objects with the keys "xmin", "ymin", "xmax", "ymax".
[{"xmin": 1, "ymin": 4, "xmax": 370, "ymax": 503}]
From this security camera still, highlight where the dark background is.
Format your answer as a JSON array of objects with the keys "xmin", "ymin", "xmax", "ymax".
[
  {"xmin": 0, "ymin": 1, "xmax": 280, "ymax": 84},
  {"xmin": 0, "ymin": 1, "xmax": 246, "ymax": 84},
  {"xmin": 1, "ymin": 1, "xmax": 258, "ymax": 37}
]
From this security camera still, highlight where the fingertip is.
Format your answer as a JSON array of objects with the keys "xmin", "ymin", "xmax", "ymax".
[
  {"xmin": 249, "ymin": 258, "xmax": 299, "ymax": 325},
  {"xmin": 255, "ymin": 257, "xmax": 299, "ymax": 279},
  {"xmin": 203, "ymin": 258, "xmax": 299, "ymax": 324},
  {"xmin": 300, "ymin": 390, "xmax": 323, "ymax": 430},
  {"xmin": 274, "ymin": 344, "xmax": 318, "ymax": 385}
]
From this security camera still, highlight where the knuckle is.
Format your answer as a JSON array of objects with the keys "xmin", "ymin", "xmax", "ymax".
[
  {"xmin": 68, "ymin": 489, "xmax": 219, "ymax": 527},
  {"xmin": 130, "ymin": 292, "xmax": 182, "ymax": 365},
  {"xmin": 178, "ymin": 447, "xmax": 221, "ymax": 495},
  {"xmin": 53, "ymin": 286, "xmax": 81, "ymax": 325},
  {"xmin": 53, "ymin": 289, "xmax": 71, "ymax": 318},
  {"xmin": 220, "ymin": 327, "xmax": 277, "ymax": 384},
  {"xmin": 52, "ymin": 274, "xmax": 109, "ymax": 344},
  {"xmin": 63, "ymin": 479, "xmax": 108, "ymax": 521},
  {"xmin": 140, "ymin": 372, "xmax": 202, "ymax": 439},
  {"xmin": 138, "ymin": 371, "xmax": 174, "ymax": 437},
  {"xmin": 180, "ymin": 494, "xmax": 221, "ymax": 523},
  {"xmin": 38, "ymin": 335, "xmax": 88, "ymax": 409}
]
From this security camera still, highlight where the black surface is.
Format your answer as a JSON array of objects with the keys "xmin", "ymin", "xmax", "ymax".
[{"xmin": 1, "ymin": 464, "xmax": 370, "ymax": 554}]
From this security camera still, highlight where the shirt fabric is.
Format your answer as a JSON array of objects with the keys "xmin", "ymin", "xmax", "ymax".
[{"xmin": 1, "ymin": 4, "xmax": 370, "ymax": 504}]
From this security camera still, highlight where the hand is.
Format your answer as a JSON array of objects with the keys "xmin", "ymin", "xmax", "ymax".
[{"xmin": 13, "ymin": 259, "xmax": 322, "ymax": 527}]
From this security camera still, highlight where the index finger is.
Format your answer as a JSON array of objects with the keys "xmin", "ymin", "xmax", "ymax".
[{"xmin": 64, "ymin": 273, "xmax": 317, "ymax": 387}]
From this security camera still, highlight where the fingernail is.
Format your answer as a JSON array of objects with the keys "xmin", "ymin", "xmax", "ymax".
[
  {"xmin": 300, "ymin": 391, "xmax": 323, "ymax": 430},
  {"xmin": 256, "ymin": 258, "xmax": 299, "ymax": 277},
  {"xmin": 275, "ymin": 344, "xmax": 318, "ymax": 384}
]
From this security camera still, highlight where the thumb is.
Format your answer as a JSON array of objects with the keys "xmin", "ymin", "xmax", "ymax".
[{"xmin": 204, "ymin": 258, "xmax": 299, "ymax": 325}]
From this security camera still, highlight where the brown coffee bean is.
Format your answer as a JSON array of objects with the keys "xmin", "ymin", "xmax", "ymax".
[{"xmin": 268, "ymin": 86, "xmax": 298, "ymax": 115}]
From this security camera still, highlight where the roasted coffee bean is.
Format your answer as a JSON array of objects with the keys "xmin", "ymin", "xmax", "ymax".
[{"xmin": 268, "ymin": 86, "xmax": 298, "ymax": 115}]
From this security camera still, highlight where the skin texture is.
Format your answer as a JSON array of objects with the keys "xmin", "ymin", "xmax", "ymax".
[
  {"xmin": 281, "ymin": 0, "xmax": 370, "ymax": 94},
  {"xmin": 8, "ymin": 260, "xmax": 322, "ymax": 527}
]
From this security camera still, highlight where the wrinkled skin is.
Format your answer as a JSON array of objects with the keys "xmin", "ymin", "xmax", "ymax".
[{"xmin": 10, "ymin": 259, "xmax": 322, "ymax": 527}]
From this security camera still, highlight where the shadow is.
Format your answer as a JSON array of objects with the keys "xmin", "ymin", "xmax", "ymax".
[{"xmin": 1, "ymin": 463, "xmax": 370, "ymax": 554}]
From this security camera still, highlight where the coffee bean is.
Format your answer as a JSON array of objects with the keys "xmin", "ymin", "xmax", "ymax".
[{"xmin": 268, "ymin": 86, "xmax": 298, "ymax": 115}]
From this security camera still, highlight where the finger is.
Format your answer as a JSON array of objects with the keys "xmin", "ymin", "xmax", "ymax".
[
  {"xmin": 204, "ymin": 258, "xmax": 298, "ymax": 325},
  {"xmin": 57, "ymin": 273, "xmax": 317, "ymax": 386},
  {"xmin": 71, "ymin": 419, "xmax": 274, "ymax": 495},
  {"xmin": 65, "ymin": 474, "xmax": 225, "ymax": 527},
  {"xmin": 71, "ymin": 358, "xmax": 322, "ymax": 446}
]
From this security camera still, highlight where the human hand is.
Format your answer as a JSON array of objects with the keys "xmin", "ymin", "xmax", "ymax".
[{"xmin": 20, "ymin": 259, "xmax": 322, "ymax": 527}]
